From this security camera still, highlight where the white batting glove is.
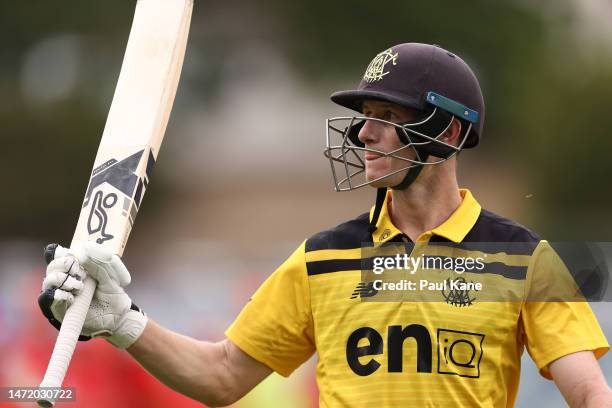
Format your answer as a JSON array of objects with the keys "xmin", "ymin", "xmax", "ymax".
[{"xmin": 38, "ymin": 242, "xmax": 148, "ymax": 349}]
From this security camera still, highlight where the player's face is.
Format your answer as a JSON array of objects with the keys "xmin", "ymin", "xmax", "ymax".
[{"xmin": 358, "ymin": 100, "xmax": 420, "ymax": 187}]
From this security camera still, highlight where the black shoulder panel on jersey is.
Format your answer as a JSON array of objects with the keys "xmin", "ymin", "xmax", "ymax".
[
  {"xmin": 467, "ymin": 209, "xmax": 541, "ymax": 242},
  {"xmin": 456, "ymin": 209, "xmax": 542, "ymax": 255},
  {"xmin": 429, "ymin": 209, "xmax": 541, "ymax": 256},
  {"xmin": 306, "ymin": 212, "xmax": 372, "ymax": 252}
]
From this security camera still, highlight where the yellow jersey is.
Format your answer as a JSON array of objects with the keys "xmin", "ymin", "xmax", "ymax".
[{"xmin": 226, "ymin": 189, "xmax": 608, "ymax": 407}]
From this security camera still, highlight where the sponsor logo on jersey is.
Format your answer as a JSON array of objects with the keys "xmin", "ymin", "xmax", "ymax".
[{"xmin": 346, "ymin": 325, "xmax": 485, "ymax": 378}]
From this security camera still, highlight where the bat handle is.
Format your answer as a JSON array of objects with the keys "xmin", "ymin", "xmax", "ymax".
[{"xmin": 37, "ymin": 277, "xmax": 97, "ymax": 407}]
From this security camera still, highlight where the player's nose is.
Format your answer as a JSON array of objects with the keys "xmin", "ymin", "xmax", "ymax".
[{"xmin": 357, "ymin": 118, "xmax": 382, "ymax": 145}]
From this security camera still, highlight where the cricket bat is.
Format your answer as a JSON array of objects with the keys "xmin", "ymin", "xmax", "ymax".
[{"xmin": 37, "ymin": 0, "xmax": 193, "ymax": 406}]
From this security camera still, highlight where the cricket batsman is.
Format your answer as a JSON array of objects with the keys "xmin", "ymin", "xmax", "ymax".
[{"xmin": 38, "ymin": 43, "xmax": 611, "ymax": 407}]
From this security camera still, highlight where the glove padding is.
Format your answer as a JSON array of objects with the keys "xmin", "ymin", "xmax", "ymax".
[{"xmin": 38, "ymin": 242, "xmax": 147, "ymax": 349}]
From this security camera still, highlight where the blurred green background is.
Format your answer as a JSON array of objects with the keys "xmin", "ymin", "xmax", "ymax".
[
  {"xmin": 3, "ymin": 0, "xmax": 612, "ymax": 242},
  {"xmin": 1, "ymin": 0, "xmax": 611, "ymax": 407}
]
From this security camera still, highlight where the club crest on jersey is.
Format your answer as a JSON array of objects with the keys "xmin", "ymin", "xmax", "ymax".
[
  {"xmin": 441, "ymin": 277, "xmax": 477, "ymax": 307},
  {"xmin": 363, "ymin": 48, "xmax": 398, "ymax": 83}
]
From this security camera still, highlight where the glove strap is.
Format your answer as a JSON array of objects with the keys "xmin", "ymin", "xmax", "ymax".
[
  {"xmin": 38, "ymin": 288, "xmax": 92, "ymax": 341},
  {"xmin": 106, "ymin": 303, "xmax": 148, "ymax": 349}
]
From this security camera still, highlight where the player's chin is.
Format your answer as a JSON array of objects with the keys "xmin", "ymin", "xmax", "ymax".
[
  {"xmin": 366, "ymin": 166, "xmax": 409, "ymax": 188},
  {"xmin": 366, "ymin": 171, "xmax": 400, "ymax": 188}
]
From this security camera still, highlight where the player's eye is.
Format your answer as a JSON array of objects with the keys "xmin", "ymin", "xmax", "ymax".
[
  {"xmin": 363, "ymin": 110, "xmax": 393, "ymax": 120},
  {"xmin": 382, "ymin": 110, "xmax": 398, "ymax": 121}
]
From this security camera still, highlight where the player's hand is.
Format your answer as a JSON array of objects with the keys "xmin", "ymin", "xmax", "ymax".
[{"xmin": 38, "ymin": 242, "xmax": 148, "ymax": 349}]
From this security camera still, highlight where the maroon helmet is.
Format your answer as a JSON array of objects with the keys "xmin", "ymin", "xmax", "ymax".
[
  {"xmin": 331, "ymin": 43, "xmax": 484, "ymax": 148},
  {"xmin": 324, "ymin": 43, "xmax": 485, "ymax": 230}
]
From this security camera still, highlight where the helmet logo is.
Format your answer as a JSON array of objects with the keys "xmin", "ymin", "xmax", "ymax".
[{"xmin": 363, "ymin": 48, "xmax": 398, "ymax": 83}]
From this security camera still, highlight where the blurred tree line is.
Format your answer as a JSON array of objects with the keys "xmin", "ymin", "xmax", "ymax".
[{"xmin": 1, "ymin": 0, "xmax": 611, "ymax": 242}]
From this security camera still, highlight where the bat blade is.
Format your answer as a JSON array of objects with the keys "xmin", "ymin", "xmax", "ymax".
[
  {"xmin": 73, "ymin": 0, "xmax": 193, "ymax": 256},
  {"xmin": 37, "ymin": 1, "xmax": 193, "ymax": 405}
]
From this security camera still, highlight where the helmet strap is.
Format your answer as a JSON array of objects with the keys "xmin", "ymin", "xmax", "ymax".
[
  {"xmin": 368, "ymin": 187, "xmax": 389, "ymax": 234},
  {"xmin": 392, "ymin": 153, "xmax": 428, "ymax": 190},
  {"xmin": 367, "ymin": 153, "xmax": 429, "ymax": 234}
]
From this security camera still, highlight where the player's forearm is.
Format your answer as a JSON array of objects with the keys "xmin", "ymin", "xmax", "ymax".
[
  {"xmin": 563, "ymin": 383, "xmax": 612, "ymax": 408},
  {"xmin": 583, "ymin": 389, "xmax": 612, "ymax": 408},
  {"xmin": 127, "ymin": 319, "xmax": 236, "ymax": 406},
  {"xmin": 550, "ymin": 351, "xmax": 612, "ymax": 408}
]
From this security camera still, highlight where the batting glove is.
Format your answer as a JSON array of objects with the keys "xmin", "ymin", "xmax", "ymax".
[{"xmin": 38, "ymin": 242, "xmax": 148, "ymax": 349}]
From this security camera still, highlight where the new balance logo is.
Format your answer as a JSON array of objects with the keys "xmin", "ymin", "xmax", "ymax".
[{"xmin": 350, "ymin": 281, "xmax": 378, "ymax": 299}]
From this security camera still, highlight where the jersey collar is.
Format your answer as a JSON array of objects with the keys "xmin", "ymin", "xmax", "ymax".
[{"xmin": 370, "ymin": 188, "xmax": 481, "ymax": 244}]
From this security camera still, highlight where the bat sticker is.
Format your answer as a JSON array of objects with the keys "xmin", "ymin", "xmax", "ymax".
[
  {"xmin": 81, "ymin": 148, "xmax": 156, "ymax": 243},
  {"xmin": 83, "ymin": 150, "xmax": 145, "ymax": 207},
  {"xmin": 87, "ymin": 191, "xmax": 118, "ymax": 243}
]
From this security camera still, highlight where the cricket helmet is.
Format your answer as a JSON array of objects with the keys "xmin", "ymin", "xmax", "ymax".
[
  {"xmin": 324, "ymin": 43, "xmax": 485, "ymax": 192},
  {"xmin": 324, "ymin": 43, "xmax": 485, "ymax": 232}
]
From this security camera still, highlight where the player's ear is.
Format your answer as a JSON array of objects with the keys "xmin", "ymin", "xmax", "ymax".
[{"xmin": 441, "ymin": 118, "xmax": 462, "ymax": 146}]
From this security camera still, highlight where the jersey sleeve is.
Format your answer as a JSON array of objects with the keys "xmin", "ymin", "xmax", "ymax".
[
  {"xmin": 225, "ymin": 240, "xmax": 315, "ymax": 377},
  {"xmin": 520, "ymin": 240, "xmax": 609, "ymax": 379}
]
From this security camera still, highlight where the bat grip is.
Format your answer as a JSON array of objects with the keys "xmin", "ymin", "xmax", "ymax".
[{"xmin": 37, "ymin": 277, "xmax": 97, "ymax": 407}]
